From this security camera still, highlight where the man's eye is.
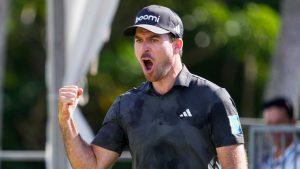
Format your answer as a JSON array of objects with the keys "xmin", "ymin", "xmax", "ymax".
[
  {"xmin": 135, "ymin": 39, "xmax": 142, "ymax": 43},
  {"xmin": 151, "ymin": 38, "xmax": 158, "ymax": 42}
]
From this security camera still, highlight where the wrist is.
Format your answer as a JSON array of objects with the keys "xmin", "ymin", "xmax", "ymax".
[{"xmin": 59, "ymin": 117, "xmax": 79, "ymax": 139}]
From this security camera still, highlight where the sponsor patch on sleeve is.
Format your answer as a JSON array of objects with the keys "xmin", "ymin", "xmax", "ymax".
[{"xmin": 228, "ymin": 115, "xmax": 243, "ymax": 135}]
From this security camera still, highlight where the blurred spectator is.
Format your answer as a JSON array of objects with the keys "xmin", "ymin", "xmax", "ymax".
[{"xmin": 259, "ymin": 97, "xmax": 300, "ymax": 169}]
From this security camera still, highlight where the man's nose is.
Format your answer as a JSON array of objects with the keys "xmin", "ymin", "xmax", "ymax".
[{"xmin": 142, "ymin": 42, "xmax": 150, "ymax": 52}]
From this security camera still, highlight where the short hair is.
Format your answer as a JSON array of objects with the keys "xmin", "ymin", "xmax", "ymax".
[{"xmin": 262, "ymin": 97, "xmax": 294, "ymax": 119}]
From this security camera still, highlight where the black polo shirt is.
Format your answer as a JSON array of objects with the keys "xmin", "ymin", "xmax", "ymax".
[{"xmin": 92, "ymin": 65, "xmax": 244, "ymax": 169}]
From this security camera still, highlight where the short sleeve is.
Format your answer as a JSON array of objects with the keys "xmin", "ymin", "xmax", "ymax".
[
  {"xmin": 91, "ymin": 97, "xmax": 127, "ymax": 154},
  {"xmin": 210, "ymin": 88, "xmax": 244, "ymax": 147}
]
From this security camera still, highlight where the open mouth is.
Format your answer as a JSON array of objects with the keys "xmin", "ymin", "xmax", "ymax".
[
  {"xmin": 144, "ymin": 60, "xmax": 153, "ymax": 71},
  {"xmin": 142, "ymin": 58, "xmax": 154, "ymax": 72}
]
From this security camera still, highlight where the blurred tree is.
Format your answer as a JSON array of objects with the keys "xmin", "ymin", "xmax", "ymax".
[
  {"xmin": 2, "ymin": 0, "xmax": 46, "ymax": 168},
  {"xmin": 177, "ymin": 2, "xmax": 279, "ymax": 117},
  {"xmin": 265, "ymin": 0, "xmax": 300, "ymax": 117},
  {"xmin": 0, "ymin": 0, "xmax": 9, "ymax": 168}
]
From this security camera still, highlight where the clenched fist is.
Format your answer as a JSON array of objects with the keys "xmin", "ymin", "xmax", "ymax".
[{"xmin": 58, "ymin": 85, "xmax": 83, "ymax": 122}]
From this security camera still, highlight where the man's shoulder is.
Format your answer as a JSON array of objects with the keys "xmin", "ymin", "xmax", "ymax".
[
  {"xmin": 120, "ymin": 82, "xmax": 148, "ymax": 98},
  {"xmin": 187, "ymin": 72, "xmax": 235, "ymax": 104},
  {"xmin": 188, "ymin": 72, "xmax": 221, "ymax": 92},
  {"xmin": 177, "ymin": 65, "xmax": 221, "ymax": 92}
]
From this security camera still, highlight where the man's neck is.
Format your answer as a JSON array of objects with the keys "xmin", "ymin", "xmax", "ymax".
[
  {"xmin": 274, "ymin": 138, "xmax": 294, "ymax": 159},
  {"xmin": 152, "ymin": 63, "xmax": 182, "ymax": 95}
]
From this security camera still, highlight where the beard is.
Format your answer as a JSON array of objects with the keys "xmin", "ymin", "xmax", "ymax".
[{"xmin": 144, "ymin": 59, "xmax": 172, "ymax": 82}]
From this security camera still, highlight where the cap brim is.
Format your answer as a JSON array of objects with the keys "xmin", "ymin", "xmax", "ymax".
[{"xmin": 123, "ymin": 24, "xmax": 170, "ymax": 36}]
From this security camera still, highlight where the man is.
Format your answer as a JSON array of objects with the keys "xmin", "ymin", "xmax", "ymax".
[
  {"xmin": 58, "ymin": 5, "xmax": 248, "ymax": 169},
  {"xmin": 259, "ymin": 97, "xmax": 300, "ymax": 169}
]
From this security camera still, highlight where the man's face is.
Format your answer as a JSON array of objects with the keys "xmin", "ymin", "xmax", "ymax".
[
  {"xmin": 263, "ymin": 106, "xmax": 295, "ymax": 146},
  {"xmin": 134, "ymin": 28, "xmax": 176, "ymax": 82},
  {"xmin": 263, "ymin": 106, "xmax": 292, "ymax": 125}
]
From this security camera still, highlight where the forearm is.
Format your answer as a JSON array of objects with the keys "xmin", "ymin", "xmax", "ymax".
[
  {"xmin": 217, "ymin": 144, "xmax": 248, "ymax": 169},
  {"xmin": 59, "ymin": 118, "xmax": 98, "ymax": 169},
  {"xmin": 58, "ymin": 86, "xmax": 118, "ymax": 169}
]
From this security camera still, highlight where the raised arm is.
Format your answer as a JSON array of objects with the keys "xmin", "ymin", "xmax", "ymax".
[
  {"xmin": 216, "ymin": 144, "xmax": 248, "ymax": 169},
  {"xmin": 58, "ymin": 85, "xmax": 119, "ymax": 169}
]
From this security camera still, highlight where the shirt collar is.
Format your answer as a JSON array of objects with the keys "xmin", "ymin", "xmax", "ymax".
[
  {"xmin": 270, "ymin": 140, "xmax": 299, "ymax": 164},
  {"xmin": 174, "ymin": 64, "xmax": 192, "ymax": 87}
]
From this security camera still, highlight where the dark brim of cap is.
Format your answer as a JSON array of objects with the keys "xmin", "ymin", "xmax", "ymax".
[{"xmin": 123, "ymin": 24, "xmax": 170, "ymax": 36}]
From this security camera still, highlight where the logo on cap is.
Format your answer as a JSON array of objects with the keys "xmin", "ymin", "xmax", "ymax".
[
  {"xmin": 173, "ymin": 25, "xmax": 181, "ymax": 35},
  {"xmin": 135, "ymin": 15, "xmax": 160, "ymax": 24},
  {"xmin": 124, "ymin": 5, "xmax": 183, "ymax": 38}
]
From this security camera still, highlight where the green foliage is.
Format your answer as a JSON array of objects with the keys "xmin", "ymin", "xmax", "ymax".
[{"xmin": 2, "ymin": 0, "xmax": 46, "ymax": 168}]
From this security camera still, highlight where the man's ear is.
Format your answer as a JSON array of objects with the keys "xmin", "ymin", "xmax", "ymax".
[{"xmin": 174, "ymin": 38, "xmax": 183, "ymax": 51}]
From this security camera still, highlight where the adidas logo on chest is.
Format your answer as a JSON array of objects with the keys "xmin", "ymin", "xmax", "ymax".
[{"xmin": 179, "ymin": 108, "xmax": 192, "ymax": 117}]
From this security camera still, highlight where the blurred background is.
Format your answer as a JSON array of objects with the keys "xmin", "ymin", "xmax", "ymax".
[{"xmin": 0, "ymin": 0, "xmax": 299, "ymax": 168}]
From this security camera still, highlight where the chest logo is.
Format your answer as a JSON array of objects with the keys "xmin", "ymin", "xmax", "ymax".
[{"xmin": 179, "ymin": 108, "xmax": 193, "ymax": 117}]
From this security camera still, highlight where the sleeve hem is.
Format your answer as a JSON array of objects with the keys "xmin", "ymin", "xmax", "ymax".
[{"xmin": 91, "ymin": 142, "xmax": 123, "ymax": 156}]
